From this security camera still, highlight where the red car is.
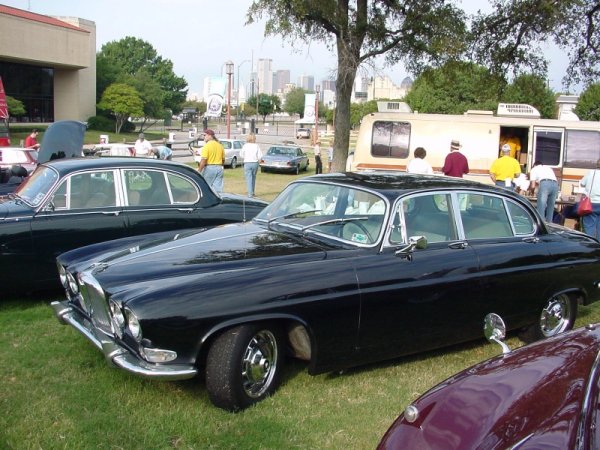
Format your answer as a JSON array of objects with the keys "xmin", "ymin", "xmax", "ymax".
[{"xmin": 378, "ymin": 314, "xmax": 600, "ymax": 450}]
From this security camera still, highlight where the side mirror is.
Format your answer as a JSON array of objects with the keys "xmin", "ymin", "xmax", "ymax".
[
  {"xmin": 395, "ymin": 235, "xmax": 427, "ymax": 258},
  {"xmin": 484, "ymin": 313, "xmax": 511, "ymax": 354}
]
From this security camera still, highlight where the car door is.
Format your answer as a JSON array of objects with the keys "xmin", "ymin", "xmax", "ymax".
[
  {"xmin": 121, "ymin": 168, "xmax": 210, "ymax": 235},
  {"xmin": 356, "ymin": 192, "xmax": 482, "ymax": 362},
  {"xmin": 30, "ymin": 169, "xmax": 126, "ymax": 285},
  {"xmin": 455, "ymin": 192, "xmax": 552, "ymax": 328}
]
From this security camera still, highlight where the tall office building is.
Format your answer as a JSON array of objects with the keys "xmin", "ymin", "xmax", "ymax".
[
  {"xmin": 321, "ymin": 79, "xmax": 336, "ymax": 91},
  {"xmin": 298, "ymin": 74, "xmax": 315, "ymax": 91},
  {"xmin": 273, "ymin": 70, "xmax": 290, "ymax": 93},
  {"xmin": 257, "ymin": 58, "xmax": 273, "ymax": 95}
]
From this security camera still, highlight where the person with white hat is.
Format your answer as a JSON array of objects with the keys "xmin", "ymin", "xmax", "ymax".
[
  {"xmin": 442, "ymin": 139, "xmax": 469, "ymax": 178},
  {"xmin": 490, "ymin": 144, "xmax": 521, "ymax": 190}
]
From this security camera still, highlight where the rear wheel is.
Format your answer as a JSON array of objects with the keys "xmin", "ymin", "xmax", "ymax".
[
  {"xmin": 205, "ymin": 323, "xmax": 284, "ymax": 411},
  {"xmin": 520, "ymin": 293, "xmax": 577, "ymax": 343}
]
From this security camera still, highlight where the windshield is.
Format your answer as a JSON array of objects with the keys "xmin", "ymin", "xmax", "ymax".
[
  {"xmin": 14, "ymin": 165, "xmax": 59, "ymax": 206},
  {"xmin": 256, "ymin": 181, "xmax": 387, "ymax": 245}
]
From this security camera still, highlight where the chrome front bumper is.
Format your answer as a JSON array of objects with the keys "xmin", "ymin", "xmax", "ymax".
[{"xmin": 51, "ymin": 300, "xmax": 198, "ymax": 381}]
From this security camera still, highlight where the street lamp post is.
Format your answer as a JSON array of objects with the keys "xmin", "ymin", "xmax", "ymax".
[
  {"xmin": 237, "ymin": 59, "xmax": 250, "ymax": 120},
  {"xmin": 314, "ymin": 85, "xmax": 320, "ymax": 144},
  {"xmin": 225, "ymin": 61, "xmax": 234, "ymax": 139}
]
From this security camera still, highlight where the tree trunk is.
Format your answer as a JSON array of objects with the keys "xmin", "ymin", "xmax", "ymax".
[{"xmin": 332, "ymin": 45, "xmax": 360, "ymax": 173}]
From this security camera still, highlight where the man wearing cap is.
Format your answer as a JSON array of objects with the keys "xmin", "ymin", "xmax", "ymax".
[
  {"xmin": 442, "ymin": 140, "xmax": 469, "ymax": 178},
  {"xmin": 150, "ymin": 145, "xmax": 173, "ymax": 160},
  {"xmin": 490, "ymin": 144, "xmax": 521, "ymax": 190},
  {"xmin": 198, "ymin": 129, "xmax": 225, "ymax": 192},
  {"xmin": 134, "ymin": 133, "xmax": 152, "ymax": 157}
]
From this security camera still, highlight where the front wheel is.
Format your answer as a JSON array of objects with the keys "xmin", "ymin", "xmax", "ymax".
[
  {"xmin": 520, "ymin": 293, "xmax": 577, "ymax": 343},
  {"xmin": 205, "ymin": 323, "xmax": 284, "ymax": 411},
  {"xmin": 230, "ymin": 157, "xmax": 237, "ymax": 169}
]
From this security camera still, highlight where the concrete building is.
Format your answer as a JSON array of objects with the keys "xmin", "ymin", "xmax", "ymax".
[
  {"xmin": 257, "ymin": 59, "xmax": 273, "ymax": 95},
  {"xmin": 0, "ymin": 5, "xmax": 96, "ymax": 122},
  {"xmin": 273, "ymin": 69, "xmax": 290, "ymax": 93},
  {"xmin": 298, "ymin": 75, "xmax": 315, "ymax": 92},
  {"xmin": 367, "ymin": 75, "xmax": 412, "ymax": 101}
]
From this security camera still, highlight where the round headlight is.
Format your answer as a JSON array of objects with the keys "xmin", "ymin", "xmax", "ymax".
[
  {"xmin": 124, "ymin": 308, "xmax": 142, "ymax": 342},
  {"xmin": 67, "ymin": 272, "xmax": 79, "ymax": 294},
  {"xmin": 404, "ymin": 405, "xmax": 420, "ymax": 423},
  {"xmin": 109, "ymin": 300, "xmax": 125, "ymax": 337},
  {"xmin": 58, "ymin": 264, "xmax": 68, "ymax": 288}
]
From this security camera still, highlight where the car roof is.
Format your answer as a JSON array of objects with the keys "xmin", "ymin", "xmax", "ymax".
[
  {"xmin": 42, "ymin": 156, "xmax": 196, "ymax": 176},
  {"xmin": 299, "ymin": 171, "xmax": 520, "ymax": 200}
]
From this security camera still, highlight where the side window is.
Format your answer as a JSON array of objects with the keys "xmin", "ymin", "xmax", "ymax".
[
  {"xmin": 371, "ymin": 121, "xmax": 410, "ymax": 159},
  {"xmin": 564, "ymin": 130, "xmax": 600, "ymax": 169},
  {"xmin": 234, "ymin": 141, "xmax": 242, "ymax": 149},
  {"xmin": 458, "ymin": 193, "xmax": 513, "ymax": 239},
  {"xmin": 395, "ymin": 193, "xmax": 457, "ymax": 244},
  {"xmin": 124, "ymin": 170, "xmax": 170, "ymax": 206},
  {"xmin": 168, "ymin": 173, "xmax": 199, "ymax": 204},
  {"xmin": 51, "ymin": 180, "xmax": 68, "ymax": 209},
  {"xmin": 507, "ymin": 201, "xmax": 536, "ymax": 235},
  {"xmin": 69, "ymin": 171, "xmax": 116, "ymax": 209}
]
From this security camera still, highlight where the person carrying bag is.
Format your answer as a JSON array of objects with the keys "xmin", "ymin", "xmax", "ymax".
[{"xmin": 579, "ymin": 160, "xmax": 600, "ymax": 237}]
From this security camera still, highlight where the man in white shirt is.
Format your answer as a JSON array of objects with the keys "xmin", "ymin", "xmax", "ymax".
[
  {"xmin": 406, "ymin": 147, "xmax": 434, "ymax": 175},
  {"xmin": 134, "ymin": 133, "xmax": 152, "ymax": 157},
  {"xmin": 529, "ymin": 161, "xmax": 558, "ymax": 222}
]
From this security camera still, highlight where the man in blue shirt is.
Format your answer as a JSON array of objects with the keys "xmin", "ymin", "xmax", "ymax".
[{"xmin": 151, "ymin": 145, "xmax": 173, "ymax": 160}]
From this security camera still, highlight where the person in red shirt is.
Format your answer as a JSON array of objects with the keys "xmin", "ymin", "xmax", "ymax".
[
  {"xmin": 442, "ymin": 139, "xmax": 469, "ymax": 178},
  {"xmin": 24, "ymin": 129, "xmax": 40, "ymax": 149}
]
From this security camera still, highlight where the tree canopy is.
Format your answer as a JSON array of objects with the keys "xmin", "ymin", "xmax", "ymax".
[
  {"xmin": 247, "ymin": 94, "xmax": 282, "ymax": 122},
  {"xmin": 574, "ymin": 83, "xmax": 600, "ymax": 121},
  {"xmin": 97, "ymin": 83, "xmax": 144, "ymax": 133},
  {"xmin": 247, "ymin": 0, "xmax": 599, "ymax": 171},
  {"xmin": 6, "ymin": 96, "xmax": 25, "ymax": 117},
  {"xmin": 502, "ymin": 73, "xmax": 556, "ymax": 119},
  {"xmin": 97, "ymin": 37, "xmax": 188, "ymax": 119},
  {"xmin": 284, "ymin": 87, "xmax": 308, "ymax": 116}
]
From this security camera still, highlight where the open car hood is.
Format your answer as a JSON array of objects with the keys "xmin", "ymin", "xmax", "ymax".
[{"xmin": 37, "ymin": 120, "xmax": 86, "ymax": 163}]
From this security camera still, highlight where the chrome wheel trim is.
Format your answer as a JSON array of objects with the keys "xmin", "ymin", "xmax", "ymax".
[
  {"xmin": 540, "ymin": 294, "xmax": 572, "ymax": 337},
  {"xmin": 241, "ymin": 330, "xmax": 278, "ymax": 398}
]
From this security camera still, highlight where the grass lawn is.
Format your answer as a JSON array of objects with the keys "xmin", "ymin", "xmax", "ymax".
[{"xmin": 2, "ymin": 165, "xmax": 600, "ymax": 449}]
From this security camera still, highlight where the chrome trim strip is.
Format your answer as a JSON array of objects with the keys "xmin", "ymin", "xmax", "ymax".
[{"xmin": 50, "ymin": 300, "xmax": 197, "ymax": 381}]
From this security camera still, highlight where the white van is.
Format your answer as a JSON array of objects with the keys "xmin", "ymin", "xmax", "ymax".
[{"xmin": 348, "ymin": 102, "xmax": 600, "ymax": 195}]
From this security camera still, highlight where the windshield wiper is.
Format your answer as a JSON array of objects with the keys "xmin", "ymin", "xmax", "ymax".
[
  {"xmin": 300, "ymin": 216, "xmax": 368, "ymax": 232},
  {"xmin": 267, "ymin": 209, "xmax": 321, "ymax": 229}
]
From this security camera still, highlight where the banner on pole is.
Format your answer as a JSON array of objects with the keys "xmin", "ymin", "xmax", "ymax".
[
  {"xmin": 205, "ymin": 77, "xmax": 227, "ymax": 118},
  {"xmin": 0, "ymin": 77, "xmax": 9, "ymax": 119},
  {"xmin": 303, "ymin": 93, "xmax": 315, "ymax": 121}
]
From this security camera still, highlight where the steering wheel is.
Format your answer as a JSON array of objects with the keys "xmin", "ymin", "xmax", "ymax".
[{"xmin": 341, "ymin": 221, "xmax": 374, "ymax": 243}]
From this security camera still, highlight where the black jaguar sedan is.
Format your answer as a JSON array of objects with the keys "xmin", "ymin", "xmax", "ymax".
[
  {"xmin": 1, "ymin": 157, "xmax": 267, "ymax": 294},
  {"xmin": 51, "ymin": 172, "xmax": 600, "ymax": 411}
]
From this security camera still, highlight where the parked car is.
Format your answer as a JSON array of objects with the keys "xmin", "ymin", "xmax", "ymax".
[
  {"xmin": 0, "ymin": 147, "xmax": 38, "ymax": 194},
  {"xmin": 90, "ymin": 143, "xmax": 135, "ymax": 157},
  {"xmin": 190, "ymin": 138, "xmax": 245, "ymax": 168},
  {"xmin": 296, "ymin": 128, "xmax": 311, "ymax": 139},
  {"xmin": 51, "ymin": 172, "xmax": 600, "ymax": 411},
  {"xmin": 377, "ymin": 313, "xmax": 600, "ymax": 450},
  {"xmin": 260, "ymin": 145, "xmax": 309, "ymax": 174},
  {"xmin": 1, "ymin": 157, "xmax": 267, "ymax": 294}
]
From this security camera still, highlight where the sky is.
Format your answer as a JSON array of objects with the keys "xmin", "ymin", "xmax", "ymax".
[{"xmin": 2, "ymin": 0, "xmax": 576, "ymax": 95}]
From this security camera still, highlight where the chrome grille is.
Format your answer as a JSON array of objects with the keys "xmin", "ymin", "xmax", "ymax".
[{"xmin": 79, "ymin": 271, "xmax": 113, "ymax": 336}]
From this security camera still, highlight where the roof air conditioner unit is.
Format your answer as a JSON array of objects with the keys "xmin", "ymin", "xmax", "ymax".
[
  {"xmin": 377, "ymin": 101, "xmax": 413, "ymax": 113},
  {"xmin": 497, "ymin": 103, "xmax": 540, "ymax": 118}
]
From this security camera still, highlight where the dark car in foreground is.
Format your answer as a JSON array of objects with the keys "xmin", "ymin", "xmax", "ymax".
[
  {"xmin": 51, "ymin": 172, "xmax": 600, "ymax": 411},
  {"xmin": 378, "ymin": 313, "xmax": 600, "ymax": 450},
  {"xmin": 259, "ymin": 145, "xmax": 309, "ymax": 174},
  {"xmin": 1, "ymin": 157, "xmax": 266, "ymax": 294}
]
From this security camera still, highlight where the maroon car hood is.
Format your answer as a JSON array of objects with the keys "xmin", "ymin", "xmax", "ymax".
[{"xmin": 378, "ymin": 324, "xmax": 600, "ymax": 450}]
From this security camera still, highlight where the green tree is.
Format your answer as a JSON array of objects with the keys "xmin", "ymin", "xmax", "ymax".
[
  {"xmin": 404, "ymin": 61, "xmax": 505, "ymax": 114},
  {"xmin": 502, "ymin": 74, "xmax": 555, "ymax": 119},
  {"xmin": 125, "ymin": 70, "xmax": 165, "ymax": 131},
  {"xmin": 6, "ymin": 95, "xmax": 25, "ymax": 117},
  {"xmin": 183, "ymin": 100, "xmax": 207, "ymax": 116},
  {"xmin": 247, "ymin": 94, "xmax": 281, "ymax": 122},
  {"xmin": 574, "ymin": 83, "xmax": 600, "ymax": 121},
  {"xmin": 284, "ymin": 87, "xmax": 307, "ymax": 116},
  {"xmin": 248, "ymin": 0, "xmax": 467, "ymax": 171},
  {"xmin": 97, "ymin": 83, "xmax": 144, "ymax": 133},
  {"xmin": 97, "ymin": 37, "xmax": 188, "ymax": 114}
]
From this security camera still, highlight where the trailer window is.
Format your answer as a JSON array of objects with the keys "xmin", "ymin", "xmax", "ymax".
[
  {"xmin": 371, "ymin": 121, "xmax": 410, "ymax": 158},
  {"xmin": 564, "ymin": 130, "xmax": 600, "ymax": 169},
  {"xmin": 533, "ymin": 129, "xmax": 562, "ymax": 166}
]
